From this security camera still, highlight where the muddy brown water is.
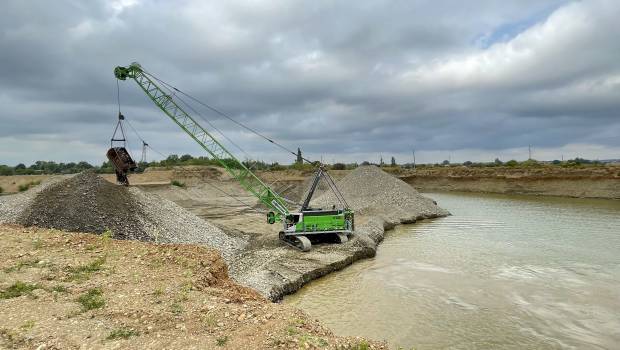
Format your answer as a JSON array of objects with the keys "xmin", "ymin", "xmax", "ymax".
[{"xmin": 285, "ymin": 192, "xmax": 620, "ymax": 349}]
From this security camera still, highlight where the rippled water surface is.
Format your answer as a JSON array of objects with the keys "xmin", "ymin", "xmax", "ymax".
[{"xmin": 285, "ymin": 192, "xmax": 620, "ymax": 349}]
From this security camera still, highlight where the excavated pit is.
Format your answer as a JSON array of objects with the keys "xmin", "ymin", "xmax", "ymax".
[{"xmin": 0, "ymin": 167, "xmax": 449, "ymax": 301}]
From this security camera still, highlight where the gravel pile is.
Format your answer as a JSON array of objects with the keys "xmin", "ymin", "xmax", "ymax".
[
  {"xmin": 0, "ymin": 171, "xmax": 245, "ymax": 261},
  {"xmin": 312, "ymin": 165, "xmax": 449, "ymax": 222},
  {"xmin": 0, "ymin": 176, "xmax": 67, "ymax": 224}
]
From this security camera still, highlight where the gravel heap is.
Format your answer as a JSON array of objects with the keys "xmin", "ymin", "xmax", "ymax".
[
  {"xmin": 312, "ymin": 165, "xmax": 449, "ymax": 222},
  {"xmin": 0, "ymin": 171, "xmax": 245, "ymax": 261},
  {"xmin": 0, "ymin": 176, "xmax": 66, "ymax": 224}
]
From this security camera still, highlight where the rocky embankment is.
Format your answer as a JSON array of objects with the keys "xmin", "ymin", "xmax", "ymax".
[
  {"xmin": 398, "ymin": 166, "xmax": 620, "ymax": 199},
  {"xmin": 227, "ymin": 166, "xmax": 449, "ymax": 300}
]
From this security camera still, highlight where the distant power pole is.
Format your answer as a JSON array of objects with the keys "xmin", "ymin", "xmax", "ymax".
[
  {"xmin": 528, "ymin": 144, "xmax": 532, "ymax": 160},
  {"xmin": 296, "ymin": 147, "xmax": 303, "ymax": 164},
  {"xmin": 412, "ymin": 149, "xmax": 416, "ymax": 169},
  {"xmin": 140, "ymin": 141, "xmax": 148, "ymax": 163}
]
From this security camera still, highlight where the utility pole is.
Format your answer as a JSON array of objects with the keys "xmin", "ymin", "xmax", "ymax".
[
  {"xmin": 296, "ymin": 147, "xmax": 303, "ymax": 164},
  {"xmin": 412, "ymin": 149, "xmax": 416, "ymax": 169},
  {"xmin": 140, "ymin": 141, "xmax": 148, "ymax": 164},
  {"xmin": 528, "ymin": 144, "xmax": 532, "ymax": 160}
]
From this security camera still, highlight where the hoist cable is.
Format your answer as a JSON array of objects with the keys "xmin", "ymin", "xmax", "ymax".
[
  {"xmin": 142, "ymin": 70, "xmax": 315, "ymax": 164},
  {"xmin": 132, "ymin": 70, "xmax": 350, "ymax": 209},
  {"xmin": 154, "ymin": 80, "xmax": 255, "ymax": 163},
  {"xmin": 148, "ymin": 72, "xmax": 304, "ymax": 208}
]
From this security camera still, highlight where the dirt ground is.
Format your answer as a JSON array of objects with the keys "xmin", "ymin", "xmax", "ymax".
[
  {"xmin": 135, "ymin": 172, "xmax": 381, "ymax": 301},
  {"xmin": 0, "ymin": 224, "xmax": 384, "ymax": 349}
]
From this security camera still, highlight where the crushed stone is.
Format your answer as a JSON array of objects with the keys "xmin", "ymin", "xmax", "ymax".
[
  {"xmin": 0, "ymin": 171, "xmax": 245, "ymax": 263},
  {"xmin": 312, "ymin": 165, "xmax": 449, "ymax": 223}
]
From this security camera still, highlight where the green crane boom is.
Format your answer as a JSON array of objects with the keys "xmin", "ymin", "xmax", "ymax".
[{"xmin": 114, "ymin": 62, "xmax": 289, "ymax": 219}]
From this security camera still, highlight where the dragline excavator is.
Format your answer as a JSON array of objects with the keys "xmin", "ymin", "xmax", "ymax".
[{"xmin": 110, "ymin": 62, "xmax": 353, "ymax": 251}]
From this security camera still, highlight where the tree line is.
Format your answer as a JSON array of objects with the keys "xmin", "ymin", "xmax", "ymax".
[{"xmin": 0, "ymin": 155, "xmax": 608, "ymax": 176}]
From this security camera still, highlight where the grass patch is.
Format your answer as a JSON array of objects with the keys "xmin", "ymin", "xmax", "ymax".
[
  {"xmin": 101, "ymin": 229, "xmax": 114, "ymax": 240},
  {"xmin": 170, "ymin": 302, "xmax": 184, "ymax": 315},
  {"xmin": 298, "ymin": 334, "xmax": 328, "ymax": 348},
  {"xmin": 50, "ymin": 285, "xmax": 68, "ymax": 293},
  {"xmin": 106, "ymin": 327, "xmax": 140, "ymax": 340},
  {"xmin": 17, "ymin": 180, "xmax": 41, "ymax": 192},
  {"xmin": 76, "ymin": 288, "xmax": 105, "ymax": 312},
  {"xmin": 66, "ymin": 256, "xmax": 105, "ymax": 281},
  {"xmin": 3, "ymin": 259, "xmax": 40, "ymax": 273},
  {"xmin": 286, "ymin": 326, "xmax": 298, "ymax": 336},
  {"xmin": 0, "ymin": 281, "xmax": 41, "ymax": 299},
  {"xmin": 352, "ymin": 340, "xmax": 370, "ymax": 350},
  {"xmin": 32, "ymin": 238, "xmax": 43, "ymax": 249},
  {"xmin": 216, "ymin": 335, "xmax": 229, "ymax": 346},
  {"xmin": 19, "ymin": 320, "xmax": 35, "ymax": 331},
  {"xmin": 202, "ymin": 313, "xmax": 217, "ymax": 328},
  {"xmin": 170, "ymin": 180, "xmax": 186, "ymax": 188}
]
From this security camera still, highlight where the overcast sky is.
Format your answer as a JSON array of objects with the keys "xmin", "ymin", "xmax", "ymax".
[{"xmin": 1, "ymin": 0, "xmax": 619, "ymax": 166}]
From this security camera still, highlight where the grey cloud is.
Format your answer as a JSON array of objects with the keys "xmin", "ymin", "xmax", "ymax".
[{"xmin": 0, "ymin": 0, "xmax": 618, "ymax": 166}]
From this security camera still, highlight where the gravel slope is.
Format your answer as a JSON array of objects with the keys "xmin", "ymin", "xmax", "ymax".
[
  {"xmin": 0, "ymin": 171, "xmax": 246, "ymax": 263},
  {"xmin": 312, "ymin": 165, "xmax": 449, "ymax": 223}
]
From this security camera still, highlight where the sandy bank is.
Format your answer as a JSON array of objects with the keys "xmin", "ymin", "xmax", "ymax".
[
  {"xmin": 400, "ymin": 170, "xmax": 620, "ymax": 199},
  {"xmin": 0, "ymin": 225, "xmax": 384, "ymax": 349}
]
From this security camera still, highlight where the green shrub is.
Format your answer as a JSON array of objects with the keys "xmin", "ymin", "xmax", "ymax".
[
  {"xmin": 216, "ymin": 336, "xmax": 229, "ymax": 346},
  {"xmin": 17, "ymin": 180, "xmax": 41, "ymax": 192},
  {"xmin": 3, "ymin": 259, "xmax": 40, "ymax": 273},
  {"xmin": 505, "ymin": 160, "xmax": 519, "ymax": 167},
  {"xmin": 0, "ymin": 186, "xmax": 3, "ymax": 194},
  {"xmin": 107, "ymin": 327, "xmax": 140, "ymax": 340},
  {"xmin": 290, "ymin": 162, "xmax": 315, "ymax": 171},
  {"xmin": 0, "ymin": 281, "xmax": 41, "ymax": 299},
  {"xmin": 171, "ymin": 180, "xmax": 186, "ymax": 188},
  {"xmin": 77, "ymin": 288, "xmax": 105, "ymax": 311},
  {"xmin": 66, "ymin": 256, "xmax": 106, "ymax": 281},
  {"xmin": 521, "ymin": 159, "xmax": 541, "ymax": 167}
]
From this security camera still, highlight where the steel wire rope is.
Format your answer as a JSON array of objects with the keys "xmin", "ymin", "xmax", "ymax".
[
  {"xmin": 118, "ymin": 78, "xmax": 259, "ymax": 208},
  {"xmin": 142, "ymin": 70, "xmax": 314, "ymax": 164},
  {"xmin": 148, "ymin": 71, "xmax": 303, "ymax": 208},
  {"xmin": 141, "ymin": 69, "xmax": 348, "ymax": 209},
  {"xmin": 155, "ymin": 80, "xmax": 256, "ymax": 163},
  {"xmin": 114, "ymin": 78, "xmax": 138, "ymax": 161}
]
